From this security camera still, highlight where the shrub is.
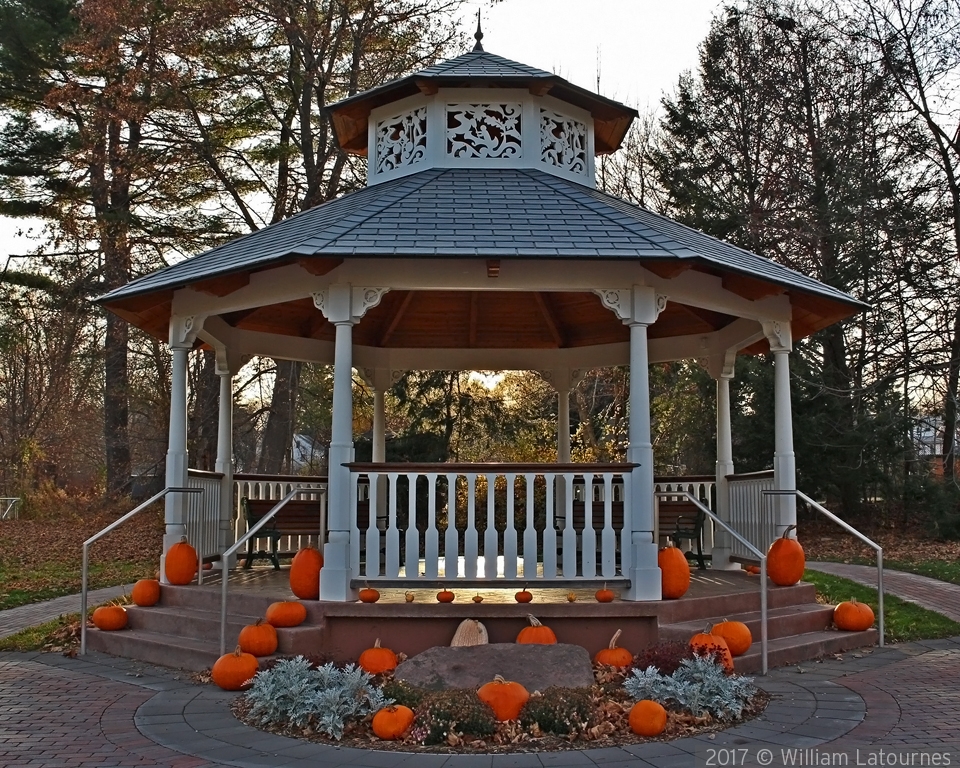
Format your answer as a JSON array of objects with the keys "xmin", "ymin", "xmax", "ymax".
[
  {"xmin": 519, "ymin": 686, "xmax": 594, "ymax": 735},
  {"xmin": 632, "ymin": 640, "xmax": 696, "ymax": 675},
  {"xmin": 412, "ymin": 689, "xmax": 497, "ymax": 745},
  {"xmin": 244, "ymin": 656, "xmax": 391, "ymax": 739},
  {"xmin": 623, "ymin": 656, "xmax": 756, "ymax": 721},
  {"xmin": 380, "ymin": 678, "xmax": 427, "ymax": 709}
]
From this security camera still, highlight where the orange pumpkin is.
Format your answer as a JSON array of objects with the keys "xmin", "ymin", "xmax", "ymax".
[
  {"xmin": 690, "ymin": 626, "xmax": 734, "ymax": 673},
  {"xmin": 265, "ymin": 601, "xmax": 307, "ymax": 628},
  {"xmin": 437, "ymin": 588, "xmax": 455, "ymax": 603},
  {"xmin": 594, "ymin": 628, "xmax": 633, "ymax": 667},
  {"xmin": 658, "ymin": 542, "xmax": 691, "ymax": 599},
  {"xmin": 745, "ymin": 565, "xmax": 761, "ymax": 575},
  {"xmin": 289, "ymin": 547, "xmax": 323, "ymax": 600},
  {"xmin": 477, "ymin": 675, "xmax": 530, "ymax": 721},
  {"xmin": 92, "ymin": 605, "xmax": 127, "ymax": 631},
  {"xmin": 238, "ymin": 618, "xmax": 278, "ymax": 657},
  {"xmin": 359, "ymin": 586, "xmax": 380, "ymax": 603},
  {"xmin": 595, "ymin": 583, "xmax": 615, "ymax": 602},
  {"xmin": 211, "ymin": 646, "xmax": 258, "ymax": 691},
  {"xmin": 515, "ymin": 587, "xmax": 533, "ymax": 603},
  {"xmin": 371, "ymin": 705, "xmax": 415, "ymax": 740},
  {"xmin": 131, "ymin": 579, "xmax": 161, "ymax": 607},
  {"xmin": 472, "ymin": 593, "xmax": 483, "ymax": 603},
  {"xmin": 629, "ymin": 699, "xmax": 667, "ymax": 736},
  {"xmin": 834, "ymin": 598, "xmax": 875, "ymax": 631},
  {"xmin": 516, "ymin": 614, "xmax": 557, "ymax": 644},
  {"xmin": 165, "ymin": 537, "xmax": 198, "ymax": 585},
  {"xmin": 710, "ymin": 619, "xmax": 752, "ymax": 657},
  {"xmin": 405, "ymin": 591, "xmax": 416, "ymax": 603},
  {"xmin": 766, "ymin": 525, "xmax": 805, "ymax": 586},
  {"xmin": 358, "ymin": 638, "xmax": 397, "ymax": 674}
]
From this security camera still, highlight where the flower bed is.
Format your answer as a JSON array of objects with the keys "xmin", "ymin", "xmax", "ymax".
[{"xmin": 230, "ymin": 643, "xmax": 768, "ymax": 753}]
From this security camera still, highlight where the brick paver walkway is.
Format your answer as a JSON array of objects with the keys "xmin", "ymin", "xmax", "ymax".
[
  {"xmin": 1, "ymin": 571, "xmax": 959, "ymax": 766},
  {"xmin": 0, "ymin": 584, "xmax": 133, "ymax": 640}
]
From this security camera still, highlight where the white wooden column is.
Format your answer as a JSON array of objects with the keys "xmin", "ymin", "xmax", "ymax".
[
  {"xmin": 763, "ymin": 321, "xmax": 797, "ymax": 537},
  {"xmin": 710, "ymin": 349, "xmax": 738, "ymax": 569},
  {"xmin": 316, "ymin": 286, "xmax": 388, "ymax": 601},
  {"xmin": 596, "ymin": 287, "xmax": 665, "ymax": 600},
  {"xmin": 214, "ymin": 346, "xmax": 242, "ymax": 568},
  {"xmin": 540, "ymin": 369, "xmax": 584, "ymax": 462},
  {"xmin": 161, "ymin": 315, "xmax": 202, "ymax": 582}
]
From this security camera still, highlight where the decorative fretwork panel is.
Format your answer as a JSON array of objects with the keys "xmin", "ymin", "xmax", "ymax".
[
  {"xmin": 446, "ymin": 103, "xmax": 522, "ymax": 159},
  {"xmin": 540, "ymin": 109, "xmax": 587, "ymax": 175},
  {"xmin": 375, "ymin": 107, "xmax": 428, "ymax": 174}
]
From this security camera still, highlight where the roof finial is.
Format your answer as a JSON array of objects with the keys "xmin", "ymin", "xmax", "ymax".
[{"xmin": 472, "ymin": 9, "xmax": 484, "ymax": 52}]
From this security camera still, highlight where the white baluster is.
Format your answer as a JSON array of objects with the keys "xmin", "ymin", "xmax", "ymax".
[
  {"xmin": 444, "ymin": 474, "xmax": 459, "ymax": 578},
  {"xmin": 483, "ymin": 473, "xmax": 498, "ymax": 579},
  {"xmin": 562, "ymin": 473, "xmax": 577, "ymax": 578},
  {"xmin": 425, "ymin": 474, "xmax": 439, "ymax": 579},
  {"xmin": 620, "ymin": 475, "xmax": 632, "ymax": 575},
  {"xmin": 542, "ymin": 474, "xmax": 557, "ymax": 579},
  {"xmin": 601, "ymin": 473, "xmax": 616, "ymax": 578},
  {"xmin": 386, "ymin": 473, "xmax": 400, "ymax": 578},
  {"xmin": 523, "ymin": 474, "xmax": 538, "ymax": 579},
  {"xmin": 365, "ymin": 472, "xmax": 380, "ymax": 577},
  {"xmin": 581, "ymin": 472, "xmax": 596, "ymax": 578},
  {"xmin": 464, "ymin": 474, "xmax": 479, "ymax": 579},
  {"xmin": 503, "ymin": 473, "xmax": 518, "ymax": 580},
  {"xmin": 350, "ymin": 473, "xmax": 360, "ymax": 578},
  {"xmin": 405, "ymin": 473, "xmax": 420, "ymax": 578}
]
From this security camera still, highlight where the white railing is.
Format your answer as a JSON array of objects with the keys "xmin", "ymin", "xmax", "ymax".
[
  {"xmin": 0, "ymin": 497, "xmax": 20, "ymax": 520},
  {"xmin": 727, "ymin": 470, "xmax": 776, "ymax": 559},
  {"xmin": 186, "ymin": 470, "xmax": 222, "ymax": 579},
  {"xmin": 348, "ymin": 462, "xmax": 634, "ymax": 584},
  {"xmin": 233, "ymin": 473, "xmax": 328, "ymax": 553},
  {"xmin": 655, "ymin": 476, "xmax": 716, "ymax": 550}
]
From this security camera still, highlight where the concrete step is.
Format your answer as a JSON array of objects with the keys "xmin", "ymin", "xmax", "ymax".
[
  {"xmin": 655, "ymin": 579, "xmax": 819, "ymax": 624},
  {"xmin": 86, "ymin": 627, "xmax": 223, "ymax": 672},
  {"xmin": 658, "ymin": 604, "xmax": 834, "ymax": 644},
  {"xmin": 126, "ymin": 605, "xmax": 261, "ymax": 644},
  {"xmin": 734, "ymin": 628, "xmax": 878, "ymax": 674}
]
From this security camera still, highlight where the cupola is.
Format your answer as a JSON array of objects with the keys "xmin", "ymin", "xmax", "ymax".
[{"xmin": 328, "ymin": 23, "xmax": 638, "ymax": 188}]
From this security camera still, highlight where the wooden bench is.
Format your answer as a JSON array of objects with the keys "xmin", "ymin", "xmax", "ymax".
[
  {"xmin": 240, "ymin": 496, "xmax": 323, "ymax": 569},
  {"xmin": 657, "ymin": 498, "xmax": 707, "ymax": 569}
]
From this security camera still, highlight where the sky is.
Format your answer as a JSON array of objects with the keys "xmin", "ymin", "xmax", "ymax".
[{"xmin": 0, "ymin": 0, "xmax": 723, "ymax": 261}]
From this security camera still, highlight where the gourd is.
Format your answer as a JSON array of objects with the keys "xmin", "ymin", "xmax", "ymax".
[
  {"xmin": 710, "ymin": 619, "xmax": 752, "ymax": 656},
  {"xmin": 629, "ymin": 699, "xmax": 667, "ymax": 736},
  {"xmin": 767, "ymin": 525, "xmax": 805, "ymax": 586},
  {"xmin": 211, "ymin": 646, "xmax": 258, "ymax": 690},
  {"xmin": 451, "ymin": 619, "xmax": 489, "ymax": 647},
  {"xmin": 289, "ymin": 547, "xmax": 323, "ymax": 600},
  {"xmin": 477, "ymin": 675, "xmax": 530, "ymax": 721},
  {"xmin": 690, "ymin": 625, "xmax": 734, "ymax": 673},
  {"xmin": 516, "ymin": 614, "xmax": 557, "ymax": 644},
  {"xmin": 514, "ymin": 586, "xmax": 533, "ymax": 603},
  {"xmin": 437, "ymin": 588, "xmax": 455, "ymax": 603},
  {"xmin": 265, "ymin": 601, "xmax": 307, "ymax": 628},
  {"xmin": 131, "ymin": 579, "xmax": 161, "ymax": 607},
  {"xmin": 658, "ymin": 542, "xmax": 691, "ymax": 599},
  {"xmin": 164, "ymin": 537, "xmax": 198, "ymax": 585},
  {"xmin": 358, "ymin": 638, "xmax": 397, "ymax": 674},
  {"xmin": 372, "ymin": 705, "xmax": 415, "ymax": 739},
  {"xmin": 594, "ymin": 629, "xmax": 633, "ymax": 667},
  {"xmin": 238, "ymin": 619, "xmax": 278, "ymax": 657},
  {"xmin": 359, "ymin": 586, "xmax": 380, "ymax": 603},
  {"xmin": 92, "ymin": 604, "xmax": 127, "ymax": 631},
  {"xmin": 595, "ymin": 584, "xmax": 615, "ymax": 603},
  {"xmin": 834, "ymin": 598, "xmax": 875, "ymax": 631}
]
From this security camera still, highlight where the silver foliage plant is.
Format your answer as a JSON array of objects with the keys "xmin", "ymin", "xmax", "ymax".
[
  {"xmin": 244, "ymin": 656, "xmax": 392, "ymax": 739},
  {"xmin": 623, "ymin": 656, "xmax": 756, "ymax": 720}
]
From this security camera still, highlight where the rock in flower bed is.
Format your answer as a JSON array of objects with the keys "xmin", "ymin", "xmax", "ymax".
[{"xmin": 231, "ymin": 643, "xmax": 768, "ymax": 753}]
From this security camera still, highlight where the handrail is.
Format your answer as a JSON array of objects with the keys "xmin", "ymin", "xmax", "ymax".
[
  {"xmin": 81, "ymin": 486, "xmax": 202, "ymax": 655},
  {"xmin": 765, "ymin": 489, "xmax": 884, "ymax": 647},
  {"xmin": 345, "ymin": 462, "xmax": 638, "ymax": 473},
  {"xmin": 657, "ymin": 491, "xmax": 769, "ymax": 674},
  {"xmin": 219, "ymin": 486, "xmax": 305, "ymax": 655}
]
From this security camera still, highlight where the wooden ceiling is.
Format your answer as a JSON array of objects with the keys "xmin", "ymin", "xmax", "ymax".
[{"xmin": 220, "ymin": 290, "xmax": 738, "ymax": 349}]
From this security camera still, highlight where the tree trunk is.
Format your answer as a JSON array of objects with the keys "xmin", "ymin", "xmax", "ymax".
[
  {"xmin": 188, "ymin": 350, "xmax": 220, "ymax": 472},
  {"xmin": 258, "ymin": 360, "xmax": 302, "ymax": 474}
]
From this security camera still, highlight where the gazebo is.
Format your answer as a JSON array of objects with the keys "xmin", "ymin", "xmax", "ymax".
[{"xmin": 100, "ymin": 34, "xmax": 865, "ymax": 604}]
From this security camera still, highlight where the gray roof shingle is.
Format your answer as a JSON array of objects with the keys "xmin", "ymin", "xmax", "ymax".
[{"xmin": 99, "ymin": 167, "xmax": 864, "ymax": 310}]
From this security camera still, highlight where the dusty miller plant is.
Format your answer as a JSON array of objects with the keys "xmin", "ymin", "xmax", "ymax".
[
  {"xmin": 623, "ymin": 656, "xmax": 756, "ymax": 720},
  {"xmin": 244, "ymin": 656, "xmax": 391, "ymax": 739}
]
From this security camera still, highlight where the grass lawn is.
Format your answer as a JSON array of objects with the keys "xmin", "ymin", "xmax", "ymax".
[
  {"xmin": 0, "ymin": 560, "xmax": 150, "ymax": 610},
  {"xmin": 803, "ymin": 569, "xmax": 960, "ymax": 643}
]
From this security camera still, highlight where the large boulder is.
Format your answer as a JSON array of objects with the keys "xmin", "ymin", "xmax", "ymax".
[{"xmin": 395, "ymin": 643, "xmax": 594, "ymax": 691}]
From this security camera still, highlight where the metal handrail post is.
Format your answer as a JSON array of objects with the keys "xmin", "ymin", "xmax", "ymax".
[
  {"xmin": 219, "ymin": 487, "xmax": 303, "ymax": 656},
  {"xmin": 787, "ymin": 490, "xmax": 885, "ymax": 647},
  {"xmin": 81, "ymin": 486, "xmax": 202, "ymax": 655},
  {"xmin": 656, "ymin": 491, "xmax": 769, "ymax": 674}
]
